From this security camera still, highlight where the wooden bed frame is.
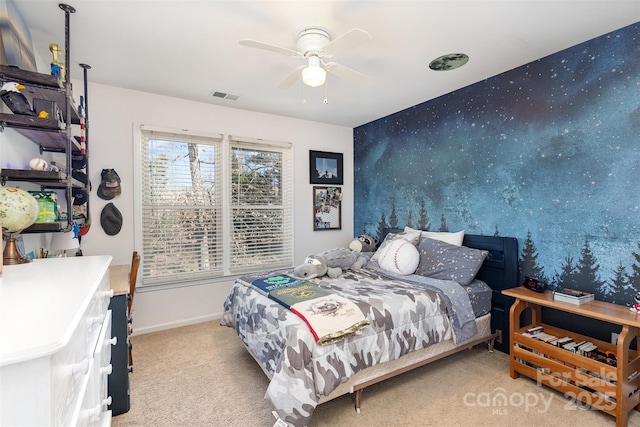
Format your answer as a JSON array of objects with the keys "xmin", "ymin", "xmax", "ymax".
[{"xmin": 318, "ymin": 230, "xmax": 519, "ymax": 412}]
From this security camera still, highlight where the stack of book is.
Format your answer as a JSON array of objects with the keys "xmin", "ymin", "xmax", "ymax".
[{"xmin": 553, "ymin": 288, "xmax": 595, "ymax": 305}]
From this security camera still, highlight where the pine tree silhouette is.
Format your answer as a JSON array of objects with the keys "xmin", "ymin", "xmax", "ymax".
[
  {"xmin": 406, "ymin": 211, "xmax": 414, "ymax": 229},
  {"xmin": 554, "ymin": 256, "xmax": 578, "ymax": 288},
  {"xmin": 575, "ymin": 237, "xmax": 603, "ymax": 296},
  {"xmin": 389, "ymin": 202, "xmax": 398, "ymax": 229},
  {"xmin": 629, "ymin": 243, "xmax": 640, "ymax": 289},
  {"xmin": 417, "ymin": 198, "xmax": 429, "ymax": 230},
  {"xmin": 438, "ymin": 214, "xmax": 448, "ymax": 232},
  {"xmin": 376, "ymin": 212, "xmax": 388, "ymax": 240},
  {"xmin": 609, "ymin": 262, "xmax": 632, "ymax": 305},
  {"xmin": 519, "ymin": 230, "xmax": 546, "ymax": 286},
  {"xmin": 494, "ymin": 225, "xmax": 500, "ymax": 237}
]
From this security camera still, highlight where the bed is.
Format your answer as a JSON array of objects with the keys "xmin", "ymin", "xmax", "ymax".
[{"xmin": 221, "ymin": 228, "xmax": 518, "ymax": 427}]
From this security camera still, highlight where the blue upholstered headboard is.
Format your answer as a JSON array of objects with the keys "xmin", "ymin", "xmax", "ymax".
[
  {"xmin": 381, "ymin": 228, "xmax": 518, "ymax": 353},
  {"xmin": 379, "ymin": 228, "xmax": 518, "ymax": 293}
]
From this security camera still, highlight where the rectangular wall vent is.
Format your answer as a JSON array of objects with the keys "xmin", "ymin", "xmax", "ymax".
[{"xmin": 211, "ymin": 91, "xmax": 239, "ymax": 101}]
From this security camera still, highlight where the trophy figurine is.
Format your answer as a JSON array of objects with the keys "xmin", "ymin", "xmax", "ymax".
[{"xmin": 49, "ymin": 43, "xmax": 65, "ymax": 81}]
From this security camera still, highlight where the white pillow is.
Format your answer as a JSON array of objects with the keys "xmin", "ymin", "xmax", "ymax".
[
  {"xmin": 376, "ymin": 238, "xmax": 420, "ymax": 275},
  {"xmin": 405, "ymin": 226, "xmax": 465, "ymax": 246},
  {"xmin": 394, "ymin": 227, "xmax": 422, "ymax": 244}
]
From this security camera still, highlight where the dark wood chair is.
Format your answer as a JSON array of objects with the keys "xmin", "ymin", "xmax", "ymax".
[{"xmin": 128, "ymin": 251, "xmax": 141, "ymax": 368}]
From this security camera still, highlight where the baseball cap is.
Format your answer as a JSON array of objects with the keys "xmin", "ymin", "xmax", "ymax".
[
  {"xmin": 97, "ymin": 169, "xmax": 121, "ymax": 200},
  {"xmin": 100, "ymin": 202, "xmax": 123, "ymax": 236},
  {"xmin": 71, "ymin": 170, "xmax": 91, "ymax": 206}
]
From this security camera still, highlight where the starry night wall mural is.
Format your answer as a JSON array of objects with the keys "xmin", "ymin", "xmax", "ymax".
[{"xmin": 354, "ymin": 22, "xmax": 640, "ymax": 306}]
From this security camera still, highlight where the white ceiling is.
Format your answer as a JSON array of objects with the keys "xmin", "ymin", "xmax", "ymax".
[{"xmin": 12, "ymin": 1, "xmax": 640, "ymax": 128}]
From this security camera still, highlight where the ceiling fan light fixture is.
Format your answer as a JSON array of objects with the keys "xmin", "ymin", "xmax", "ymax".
[
  {"xmin": 240, "ymin": 27, "xmax": 371, "ymax": 89},
  {"xmin": 302, "ymin": 65, "xmax": 326, "ymax": 87},
  {"xmin": 302, "ymin": 55, "xmax": 326, "ymax": 87}
]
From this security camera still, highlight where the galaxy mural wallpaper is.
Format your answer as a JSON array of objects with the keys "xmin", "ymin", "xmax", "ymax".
[{"xmin": 354, "ymin": 22, "xmax": 640, "ymax": 305}]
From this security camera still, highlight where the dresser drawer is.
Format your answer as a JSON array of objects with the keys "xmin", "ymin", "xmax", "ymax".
[
  {"xmin": 52, "ymin": 313, "xmax": 89, "ymax": 427},
  {"xmin": 79, "ymin": 312, "xmax": 114, "ymax": 426},
  {"xmin": 95, "ymin": 311, "xmax": 115, "ymax": 419},
  {"xmin": 52, "ymin": 272, "xmax": 113, "ymax": 427},
  {"xmin": 86, "ymin": 273, "xmax": 113, "ymax": 354}
]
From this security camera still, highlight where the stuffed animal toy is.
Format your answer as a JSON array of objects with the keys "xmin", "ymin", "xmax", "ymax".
[
  {"xmin": 630, "ymin": 292, "xmax": 640, "ymax": 313},
  {"xmin": 348, "ymin": 234, "xmax": 378, "ymax": 253},
  {"xmin": 293, "ymin": 248, "xmax": 368, "ymax": 279}
]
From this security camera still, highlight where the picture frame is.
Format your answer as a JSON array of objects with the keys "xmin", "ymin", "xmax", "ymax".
[
  {"xmin": 313, "ymin": 186, "xmax": 342, "ymax": 231},
  {"xmin": 309, "ymin": 150, "xmax": 343, "ymax": 185}
]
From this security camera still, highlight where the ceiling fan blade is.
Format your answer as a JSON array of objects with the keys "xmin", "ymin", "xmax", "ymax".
[
  {"xmin": 324, "ymin": 62, "xmax": 371, "ymax": 85},
  {"xmin": 276, "ymin": 65, "xmax": 305, "ymax": 89},
  {"xmin": 239, "ymin": 39, "xmax": 302, "ymax": 57},
  {"xmin": 321, "ymin": 28, "xmax": 372, "ymax": 57}
]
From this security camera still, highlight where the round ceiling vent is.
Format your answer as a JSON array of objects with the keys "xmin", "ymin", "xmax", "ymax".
[{"xmin": 429, "ymin": 53, "xmax": 469, "ymax": 71}]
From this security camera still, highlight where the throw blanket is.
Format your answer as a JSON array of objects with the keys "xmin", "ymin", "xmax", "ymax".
[{"xmin": 251, "ymin": 275, "xmax": 369, "ymax": 344}]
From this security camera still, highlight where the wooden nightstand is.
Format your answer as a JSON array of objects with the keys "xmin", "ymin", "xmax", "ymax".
[{"xmin": 503, "ymin": 286, "xmax": 640, "ymax": 427}]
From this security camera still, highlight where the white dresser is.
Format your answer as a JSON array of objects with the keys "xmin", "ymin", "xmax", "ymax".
[{"xmin": 0, "ymin": 256, "xmax": 114, "ymax": 426}]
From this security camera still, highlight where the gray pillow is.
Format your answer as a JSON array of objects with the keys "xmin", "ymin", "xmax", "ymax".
[{"xmin": 416, "ymin": 237, "xmax": 487, "ymax": 285}]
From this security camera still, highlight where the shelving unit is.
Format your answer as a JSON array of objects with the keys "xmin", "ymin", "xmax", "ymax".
[
  {"xmin": 0, "ymin": 3, "xmax": 90, "ymax": 233},
  {"xmin": 503, "ymin": 286, "xmax": 640, "ymax": 427}
]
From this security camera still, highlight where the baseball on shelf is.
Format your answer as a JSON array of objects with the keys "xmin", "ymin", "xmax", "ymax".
[{"xmin": 29, "ymin": 158, "xmax": 48, "ymax": 171}]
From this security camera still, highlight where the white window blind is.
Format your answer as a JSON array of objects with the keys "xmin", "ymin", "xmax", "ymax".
[
  {"xmin": 138, "ymin": 127, "xmax": 293, "ymax": 287},
  {"xmin": 230, "ymin": 138, "xmax": 293, "ymax": 274}
]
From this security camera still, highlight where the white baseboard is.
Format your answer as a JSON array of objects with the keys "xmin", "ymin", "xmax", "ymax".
[{"xmin": 132, "ymin": 312, "xmax": 223, "ymax": 336}]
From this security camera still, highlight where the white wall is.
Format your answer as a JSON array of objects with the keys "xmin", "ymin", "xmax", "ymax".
[
  {"xmin": 0, "ymin": 130, "xmax": 51, "ymax": 252},
  {"xmin": 1, "ymin": 81, "xmax": 354, "ymax": 334}
]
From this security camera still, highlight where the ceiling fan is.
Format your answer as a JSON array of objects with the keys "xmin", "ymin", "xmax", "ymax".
[{"xmin": 239, "ymin": 27, "xmax": 372, "ymax": 88}]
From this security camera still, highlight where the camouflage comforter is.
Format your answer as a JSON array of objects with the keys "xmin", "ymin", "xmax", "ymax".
[{"xmin": 220, "ymin": 267, "xmax": 478, "ymax": 427}]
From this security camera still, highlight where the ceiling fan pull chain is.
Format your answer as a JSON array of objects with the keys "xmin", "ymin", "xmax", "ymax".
[{"xmin": 323, "ymin": 80, "xmax": 329, "ymax": 105}]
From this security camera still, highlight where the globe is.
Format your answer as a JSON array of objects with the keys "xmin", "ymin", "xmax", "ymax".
[{"xmin": 0, "ymin": 187, "xmax": 40, "ymax": 233}]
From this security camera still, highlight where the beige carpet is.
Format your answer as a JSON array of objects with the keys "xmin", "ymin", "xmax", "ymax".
[{"xmin": 112, "ymin": 321, "xmax": 640, "ymax": 427}]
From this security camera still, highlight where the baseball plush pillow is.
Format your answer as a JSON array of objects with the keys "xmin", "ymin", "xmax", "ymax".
[
  {"xmin": 376, "ymin": 238, "xmax": 420, "ymax": 275},
  {"xmin": 371, "ymin": 228, "xmax": 421, "ymax": 263}
]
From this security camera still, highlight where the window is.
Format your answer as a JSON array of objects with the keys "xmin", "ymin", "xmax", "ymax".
[{"xmin": 136, "ymin": 125, "xmax": 293, "ymax": 287}]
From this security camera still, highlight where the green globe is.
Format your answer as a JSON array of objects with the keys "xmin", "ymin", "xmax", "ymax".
[{"xmin": 0, "ymin": 187, "xmax": 40, "ymax": 233}]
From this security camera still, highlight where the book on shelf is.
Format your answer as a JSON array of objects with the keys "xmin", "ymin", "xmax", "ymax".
[
  {"xmin": 572, "ymin": 340, "xmax": 588, "ymax": 353},
  {"xmin": 553, "ymin": 288, "xmax": 595, "ymax": 305},
  {"xmin": 556, "ymin": 336, "xmax": 574, "ymax": 347},
  {"xmin": 577, "ymin": 342, "xmax": 598, "ymax": 357},
  {"xmin": 533, "ymin": 332, "xmax": 558, "ymax": 343},
  {"xmin": 563, "ymin": 341, "xmax": 579, "ymax": 352},
  {"xmin": 527, "ymin": 326, "xmax": 544, "ymax": 335}
]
